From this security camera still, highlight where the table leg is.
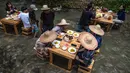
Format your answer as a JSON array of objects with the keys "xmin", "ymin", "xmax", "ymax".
[
  {"xmin": 49, "ymin": 51, "xmax": 53, "ymax": 64},
  {"xmin": 2, "ymin": 24, "xmax": 7, "ymax": 34},
  {"xmin": 68, "ymin": 59, "xmax": 73, "ymax": 70},
  {"xmin": 107, "ymin": 24, "xmax": 111, "ymax": 32},
  {"xmin": 14, "ymin": 25, "xmax": 18, "ymax": 35}
]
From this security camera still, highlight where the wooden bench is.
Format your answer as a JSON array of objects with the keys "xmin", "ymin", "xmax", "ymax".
[
  {"xmin": 78, "ymin": 59, "xmax": 94, "ymax": 73},
  {"xmin": 36, "ymin": 50, "xmax": 45, "ymax": 60},
  {"xmin": 22, "ymin": 27, "xmax": 32, "ymax": 35}
]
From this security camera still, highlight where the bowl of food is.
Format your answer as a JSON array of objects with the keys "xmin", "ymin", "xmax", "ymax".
[
  {"xmin": 63, "ymin": 35, "xmax": 73, "ymax": 42},
  {"xmin": 52, "ymin": 40, "xmax": 61, "ymax": 46},
  {"xmin": 96, "ymin": 13, "xmax": 102, "ymax": 18},
  {"xmin": 67, "ymin": 30, "xmax": 74, "ymax": 35},
  {"xmin": 73, "ymin": 32, "xmax": 79, "ymax": 38},
  {"xmin": 68, "ymin": 47, "xmax": 76, "ymax": 54}
]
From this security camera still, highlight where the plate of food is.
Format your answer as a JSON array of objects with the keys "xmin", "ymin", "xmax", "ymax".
[
  {"xmin": 96, "ymin": 13, "xmax": 102, "ymax": 18},
  {"xmin": 68, "ymin": 47, "xmax": 77, "ymax": 54},
  {"xmin": 5, "ymin": 17, "xmax": 12, "ymax": 20},
  {"xmin": 73, "ymin": 32, "xmax": 79, "ymax": 37},
  {"xmin": 67, "ymin": 30, "xmax": 74, "ymax": 35},
  {"xmin": 52, "ymin": 40, "xmax": 61, "ymax": 46}
]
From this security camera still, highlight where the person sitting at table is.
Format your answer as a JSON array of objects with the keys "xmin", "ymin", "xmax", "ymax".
[
  {"xmin": 76, "ymin": 2, "xmax": 95, "ymax": 32},
  {"xmin": 52, "ymin": 19, "xmax": 70, "ymax": 34},
  {"xmin": 34, "ymin": 30, "xmax": 57, "ymax": 58},
  {"xmin": 88, "ymin": 24, "xmax": 104, "ymax": 51},
  {"xmin": 5, "ymin": 1, "xmax": 17, "ymax": 15},
  {"xmin": 18, "ymin": 7, "xmax": 31, "ymax": 30},
  {"xmin": 113, "ymin": 5, "xmax": 126, "ymax": 28},
  {"xmin": 40, "ymin": 5, "xmax": 55, "ymax": 33},
  {"xmin": 71, "ymin": 32, "xmax": 98, "ymax": 73}
]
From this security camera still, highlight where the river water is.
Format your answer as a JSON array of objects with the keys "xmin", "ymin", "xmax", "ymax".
[{"xmin": 0, "ymin": 0, "xmax": 130, "ymax": 73}]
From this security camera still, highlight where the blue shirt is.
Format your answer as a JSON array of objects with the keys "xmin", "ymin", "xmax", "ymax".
[
  {"xmin": 95, "ymin": 35, "xmax": 102, "ymax": 50},
  {"xmin": 117, "ymin": 9, "xmax": 125, "ymax": 21},
  {"xmin": 77, "ymin": 49, "xmax": 95, "ymax": 65},
  {"xmin": 87, "ymin": 28, "xmax": 102, "ymax": 50},
  {"xmin": 82, "ymin": 50, "xmax": 95, "ymax": 60}
]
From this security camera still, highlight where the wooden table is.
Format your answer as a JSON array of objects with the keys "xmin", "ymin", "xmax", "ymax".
[
  {"xmin": 93, "ymin": 11, "xmax": 114, "ymax": 31},
  {"xmin": 0, "ymin": 18, "xmax": 21, "ymax": 35},
  {"xmin": 49, "ymin": 34, "xmax": 81, "ymax": 70}
]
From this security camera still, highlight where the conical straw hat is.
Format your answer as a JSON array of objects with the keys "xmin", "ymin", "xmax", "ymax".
[
  {"xmin": 89, "ymin": 24, "xmax": 104, "ymax": 36},
  {"xmin": 40, "ymin": 31, "xmax": 57, "ymax": 43},
  {"xmin": 78, "ymin": 32, "xmax": 98, "ymax": 50}
]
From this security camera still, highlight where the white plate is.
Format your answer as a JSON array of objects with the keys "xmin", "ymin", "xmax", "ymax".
[
  {"xmin": 73, "ymin": 32, "xmax": 79, "ymax": 37},
  {"xmin": 60, "ymin": 32, "xmax": 65, "ymax": 36},
  {"xmin": 67, "ymin": 30, "xmax": 74, "ymax": 35},
  {"xmin": 68, "ymin": 47, "xmax": 76, "ymax": 54},
  {"xmin": 52, "ymin": 40, "xmax": 61, "ymax": 46}
]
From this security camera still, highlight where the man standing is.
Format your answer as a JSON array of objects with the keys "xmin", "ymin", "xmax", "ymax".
[
  {"xmin": 77, "ymin": 3, "xmax": 95, "ymax": 32},
  {"xmin": 40, "ymin": 5, "xmax": 55, "ymax": 33}
]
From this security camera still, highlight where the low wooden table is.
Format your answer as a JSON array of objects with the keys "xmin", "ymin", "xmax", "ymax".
[
  {"xmin": 93, "ymin": 18, "xmax": 113, "ymax": 31},
  {"xmin": 93, "ymin": 11, "xmax": 114, "ymax": 32},
  {"xmin": 0, "ymin": 18, "xmax": 21, "ymax": 35},
  {"xmin": 49, "ymin": 34, "xmax": 81, "ymax": 70}
]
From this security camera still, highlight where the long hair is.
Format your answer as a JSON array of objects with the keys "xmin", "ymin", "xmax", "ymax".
[{"xmin": 5, "ymin": 1, "xmax": 13, "ymax": 11}]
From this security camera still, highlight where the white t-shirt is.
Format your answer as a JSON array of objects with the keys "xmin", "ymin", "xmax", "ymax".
[{"xmin": 18, "ymin": 12, "xmax": 31, "ymax": 28}]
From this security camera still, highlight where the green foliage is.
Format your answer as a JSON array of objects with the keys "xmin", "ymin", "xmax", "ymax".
[
  {"xmin": 36, "ymin": 0, "xmax": 130, "ymax": 12},
  {"xmin": 94, "ymin": 0, "xmax": 130, "ymax": 12}
]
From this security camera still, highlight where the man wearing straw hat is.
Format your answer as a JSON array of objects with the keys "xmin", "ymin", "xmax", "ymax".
[
  {"xmin": 52, "ymin": 19, "xmax": 70, "ymax": 34},
  {"xmin": 71, "ymin": 32, "xmax": 98, "ymax": 73},
  {"xmin": 88, "ymin": 24, "xmax": 104, "ymax": 51},
  {"xmin": 34, "ymin": 30, "xmax": 57, "ymax": 58},
  {"xmin": 40, "ymin": 5, "xmax": 55, "ymax": 33}
]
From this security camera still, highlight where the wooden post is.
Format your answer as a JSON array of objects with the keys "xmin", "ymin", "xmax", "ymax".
[
  {"xmin": 107, "ymin": 24, "xmax": 111, "ymax": 32},
  {"xmin": 14, "ymin": 25, "xmax": 18, "ymax": 35},
  {"xmin": 68, "ymin": 59, "xmax": 73, "ymax": 70},
  {"xmin": 2, "ymin": 24, "xmax": 7, "ymax": 34},
  {"xmin": 49, "ymin": 51, "xmax": 53, "ymax": 64}
]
